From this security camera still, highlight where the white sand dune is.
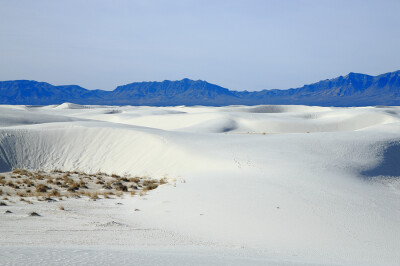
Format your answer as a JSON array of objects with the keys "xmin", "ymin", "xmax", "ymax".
[{"xmin": 0, "ymin": 104, "xmax": 400, "ymax": 265}]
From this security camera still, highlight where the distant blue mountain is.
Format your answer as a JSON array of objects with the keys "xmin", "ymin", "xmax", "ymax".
[{"xmin": 1, "ymin": 71, "xmax": 399, "ymax": 106}]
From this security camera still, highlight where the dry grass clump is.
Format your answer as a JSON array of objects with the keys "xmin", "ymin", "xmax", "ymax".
[
  {"xmin": 50, "ymin": 189, "xmax": 60, "ymax": 197},
  {"xmin": 129, "ymin": 177, "xmax": 140, "ymax": 183},
  {"xmin": 12, "ymin": 168, "xmax": 29, "ymax": 176},
  {"xmin": 36, "ymin": 184, "xmax": 49, "ymax": 193}
]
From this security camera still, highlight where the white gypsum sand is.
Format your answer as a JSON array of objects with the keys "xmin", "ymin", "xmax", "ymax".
[{"xmin": 0, "ymin": 104, "xmax": 400, "ymax": 265}]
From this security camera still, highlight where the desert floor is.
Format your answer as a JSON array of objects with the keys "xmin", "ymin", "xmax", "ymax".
[{"xmin": 1, "ymin": 103, "xmax": 400, "ymax": 265}]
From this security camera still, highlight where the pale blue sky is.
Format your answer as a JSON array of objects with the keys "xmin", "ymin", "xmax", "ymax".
[{"xmin": 1, "ymin": 0, "xmax": 400, "ymax": 91}]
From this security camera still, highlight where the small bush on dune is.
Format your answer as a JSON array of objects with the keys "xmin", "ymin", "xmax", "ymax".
[
  {"xmin": 102, "ymin": 192, "xmax": 111, "ymax": 199},
  {"xmin": 17, "ymin": 191, "xmax": 26, "ymax": 197},
  {"xmin": 12, "ymin": 169, "xmax": 28, "ymax": 176},
  {"xmin": 142, "ymin": 180, "xmax": 157, "ymax": 186},
  {"xmin": 6, "ymin": 181, "xmax": 16, "ymax": 188},
  {"xmin": 129, "ymin": 177, "xmax": 140, "ymax": 183},
  {"xmin": 67, "ymin": 182, "xmax": 80, "ymax": 192},
  {"xmin": 89, "ymin": 192, "xmax": 99, "ymax": 200},
  {"xmin": 51, "ymin": 169, "xmax": 63, "ymax": 173},
  {"xmin": 146, "ymin": 183, "xmax": 158, "ymax": 190},
  {"xmin": 23, "ymin": 179, "xmax": 33, "ymax": 186},
  {"xmin": 50, "ymin": 189, "xmax": 60, "ymax": 197},
  {"xmin": 36, "ymin": 184, "xmax": 49, "ymax": 193}
]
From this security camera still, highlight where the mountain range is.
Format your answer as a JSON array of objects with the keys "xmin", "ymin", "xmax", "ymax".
[{"xmin": 1, "ymin": 71, "xmax": 399, "ymax": 106}]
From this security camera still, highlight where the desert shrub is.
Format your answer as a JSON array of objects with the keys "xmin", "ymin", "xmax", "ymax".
[
  {"xmin": 50, "ymin": 189, "xmax": 60, "ymax": 197},
  {"xmin": 51, "ymin": 169, "xmax": 63, "ymax": 173},
  {"xmin": 142, "ymin": 180, "xmax": 158, "ymax": 187},
  {"xmin": 6, "ymin": 181, "xmax": 15, "ymax": 188},
  {"xmin": 62, "ymin": 173, "xmax": 70, "ymax": 179},
  {"xmin": 90, "ymin": 192, "xmax": 99, "ymax": 200},
  {"xmin": 113, "ymin": 182, "xmax": 128, "ymax": 192},
  {"xmin": 36, "ymin": 184, "xmax": 49, "ymax": 193},
  {"xmin": 29, "ymin": 212, "xmax": 40, "ymax": 216},
  {"xmin": 146, "ymin": 183, "xmax": 158, "ymax": 190},
  {"xmin": 102, "ymin": 184, "xmax": 112, "ymax": 190},
  {"xmin": 21, "ymin": 198, "xmax": 33, "ymax": 204},
  {"xmin": 17, "ymin": 191, "xmax": 26, "ymax": 197},
  {"xmin": 23, "ymin": 179, "xmax": 33, "ymax": 186},
  {"xmin": 129, "ymin": 177, "xmax": 140, "ymax": 183},
  {"xmin": 12, "ymin": 169, "xmax": 28, "ymax": 175},
  {"xmin": 35, "ymin": 175, "xmax": 45, "ymax": 180},
  {"xmin": 67, "ymin": 182, "xmax": 80, "ymax": 192}
]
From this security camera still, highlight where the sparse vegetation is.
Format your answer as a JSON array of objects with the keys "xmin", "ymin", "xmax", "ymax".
[{"xmin": 0, "ymin": 169, "xmax": 171, "ymax": 205}]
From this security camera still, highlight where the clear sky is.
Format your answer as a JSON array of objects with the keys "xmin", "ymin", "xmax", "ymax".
[{"xmin": 1, "ymin": 0, "xmax": 400, "ymax": 91}]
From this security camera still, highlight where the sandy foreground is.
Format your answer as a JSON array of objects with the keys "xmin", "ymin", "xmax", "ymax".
[{"xmin": 0, "ymin": 103, "xmax": 399, "ymax": 265}]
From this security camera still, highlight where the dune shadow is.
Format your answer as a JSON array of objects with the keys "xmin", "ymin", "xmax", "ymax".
[{"xmin": 361, "ymin": 142, "xmax": 400, "ymax": 178}]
